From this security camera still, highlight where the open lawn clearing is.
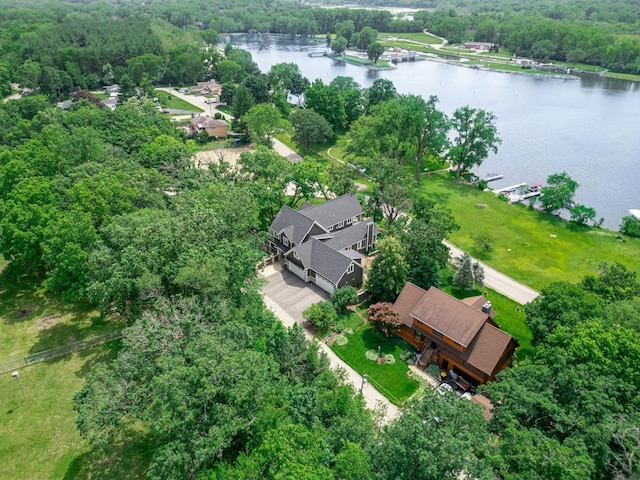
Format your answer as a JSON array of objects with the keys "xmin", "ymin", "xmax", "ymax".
[
  {"xmin": 154, "ymin": 89, "xmax": 203, "ymax": 112},
  {"xmin": 0, "ymin": 278, "xmax": 124, "ymax": 362},
  {"xmin": 380, "ymin": 32, "xmax": 443, "ymax": 45},
  {"xmin": 193, "ymin": 146, "xmax": 252, "ymax": 169},
  {"xmin": 0, "ymin": 343, "xmax": 152, "ymax": 480},
  {"xmin": 331, "ymin": 324, "xmax": 419, "ymax": 405},
  {"xmin": 422, "ymin": 173, "xmax": 640, "ymax": 290}
]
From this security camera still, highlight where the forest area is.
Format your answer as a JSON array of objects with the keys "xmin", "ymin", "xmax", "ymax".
[{"xmin": 1, "ymin": 0, "xmax": 640, "ymax": 479}]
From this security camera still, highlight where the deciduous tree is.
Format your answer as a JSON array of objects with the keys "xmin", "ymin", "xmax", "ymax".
[
  {"xmin": 366, "ymin": 236, "xmax": 408, "ymax": 302},
  {"xmin": 367, "ymin": 302, "xmax": 401, "ymax": 337},
  {"xmin": 450, "ymin": 106, "xmax": 500, "ymax": 177},
  {"xmin": 289, "ymin": 108, "xmax": 333, "ymax": 154}
]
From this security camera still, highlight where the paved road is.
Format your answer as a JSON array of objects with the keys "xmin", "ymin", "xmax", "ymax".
[
  {"xmin": 259, "ymin": 264, "xmax": 399, "ymax": 423},
  {"xmin": 444, "ymin": 240, "xmax": 539, "ymax": 305}
]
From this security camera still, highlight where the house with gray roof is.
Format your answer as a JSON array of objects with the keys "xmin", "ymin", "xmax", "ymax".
[{"xmin": 268, "ymin": 194, "xmax": 377, "ymax": 294}]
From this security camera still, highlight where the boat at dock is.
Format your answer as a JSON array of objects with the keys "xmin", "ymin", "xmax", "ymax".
[{"xmin": 493, "ymin": 182, "xmax": 527, "ymax": 194}]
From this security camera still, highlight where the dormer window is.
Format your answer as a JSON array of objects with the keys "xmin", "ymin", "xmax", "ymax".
[
  {"xmin": 282, "ymin": 236, "xmax": 289, "ymax": 247},
  {"xmin": 347, "ymin": 263, "xmax": 354, "ymax": 274},
  {"xmin": 346, "ymin": 218, "xmax": 352, "ymax": 225},
  {"xmin": 337, "ymin": 221, "xmax": 344, "ymax": 229}
]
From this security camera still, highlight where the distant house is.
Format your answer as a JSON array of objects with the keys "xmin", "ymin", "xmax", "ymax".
[
  {"xmin": 192, "ymin": 80, "xmax": 222, "ymax": 96},
  {"xmin": 393, "ymin": 282, "xmax": 518, "ymax": 386},
  {"xmin": 103, "ymin": 84, "xmax": 120, "ymax": 97},
  {"xmin": 269, "ymin": 194, "xmax": 378, "ymax": 294},
  {"xmin": 56, "ymin": 99, "xmax": 74, "ymax": 110},
  {"xmin": 462, "ymin": 42, "xmax": 494, "ymax": 51},
  {"xmin": 189, "ymin": 115, "xmax": 227, "ymax": 138}
]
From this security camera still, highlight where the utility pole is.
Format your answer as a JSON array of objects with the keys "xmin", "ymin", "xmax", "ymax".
[{"xmin": 360, "ymin": 372, "xmax": 367, "ymax": 395}]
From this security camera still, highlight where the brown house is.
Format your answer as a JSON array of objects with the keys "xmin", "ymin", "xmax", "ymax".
[
  {"xmin": 393, "ymin": 282, "xmax": 518, "ymax": 386},
  {"xmin": 190, "ymin": 115, "xmax": 227, "ymax": 138}
]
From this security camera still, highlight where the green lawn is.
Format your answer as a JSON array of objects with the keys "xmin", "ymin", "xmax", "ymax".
[
  {"xmin": 379, "ymin": 32, "xmax": 443, "ymax": 45},
  {"xmin": 331, "ymin": 323, "xmax": 419, "ymax": 405},
  {"xmin": 421, "ymin": 173, "xmax": 640, "ymax": 290},
  {"xmin": 0, "ymin": 343, "xmax": 152, "ymax": 480},
  {"xmin": 329, "ymin": 53, "xmax": 391, "ymax": 68},
  {"xmin": 0, "ymin": 278, "xmax": 124, "ymax": 362},
  {"xmin": 378, "ymin": 40, "xmax": 433, "ymax": 54},
  {"xmin": 153, "ymin": 90, "xmax": 203, "ymax": 112}
]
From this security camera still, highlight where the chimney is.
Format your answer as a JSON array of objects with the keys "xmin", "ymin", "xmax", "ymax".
[{"xmin": 481, "ymin": 301, "xmax": 492, "ymax": 314}]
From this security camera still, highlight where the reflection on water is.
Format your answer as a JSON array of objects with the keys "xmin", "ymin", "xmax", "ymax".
[{"xmin": 225, "ymin": 34, "xmax": 640, "ymax": 230}]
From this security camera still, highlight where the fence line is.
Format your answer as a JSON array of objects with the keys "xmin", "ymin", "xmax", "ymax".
[{"xmin": 0, "ymin": 329, "xmax": 123, "ymax": 375}]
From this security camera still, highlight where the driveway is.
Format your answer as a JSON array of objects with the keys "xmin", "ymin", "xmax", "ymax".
[
  {"xmin": 260, "ymin": 264, "xmax": 329, "ymax": 322},
  {"xmin": 259, "ymin": 264, "xmax": 399, "ymax": 423}
]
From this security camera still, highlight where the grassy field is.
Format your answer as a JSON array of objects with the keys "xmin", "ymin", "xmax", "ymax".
[
  {"xmin": 153, "ymin": 90, "xmax": 203, "ymax": 112},
  {"xmin": 421, "ymin": 173, "xmax": 640, "ymax": 290},
  {"xmin": 379, "ymin": 32, "xmax": 443, "ymax": 45},
  {"xmin": 329, "ymin": 53, "xmax": 391, "ymax": 68},
  {"xmin": 331, "ymin": 323, "xmax": 419, "ymax": 405},
  {"xmin": 0, "ymin": 277, "xmax": 125, "ymax": 362},
  {"xmin": 0, "ymin": 343, "xmax": 152, "ymax": 480}
]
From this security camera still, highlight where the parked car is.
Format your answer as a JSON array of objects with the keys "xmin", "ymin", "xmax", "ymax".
[
  {"xmin": 205, "ymin": 98, "xmax": 217, "ymax": 104},
  {"xmin": 161, "ymin": 108, "xmax": 170, "ymax": 113},
  {"xmin": 178, "ymin": 88, "xmax": 189, "ymax": 93}
]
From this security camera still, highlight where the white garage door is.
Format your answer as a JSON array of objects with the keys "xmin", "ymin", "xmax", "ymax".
[
  {"xmin": 287, "ymin": 261, "xmax": 305, "ymax": 281},
  {"xmin": 315, "ymin": 274, "xmax": 335, "ymax": 295}
]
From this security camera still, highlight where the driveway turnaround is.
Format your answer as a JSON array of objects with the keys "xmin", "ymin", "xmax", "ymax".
[{"xmin": 259, "ymin": 264, "xmax": 399, "ymax": 423}]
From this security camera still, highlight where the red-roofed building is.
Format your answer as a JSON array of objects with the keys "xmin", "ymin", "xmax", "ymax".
[{"xmin": 393, "ymin": 282, "xmax": 518, "ymax": 386}]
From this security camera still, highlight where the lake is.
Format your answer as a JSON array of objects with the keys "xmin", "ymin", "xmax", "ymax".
[{"xmin": 226, "ymin": 34, "xmax": 640, "ymax": 230}]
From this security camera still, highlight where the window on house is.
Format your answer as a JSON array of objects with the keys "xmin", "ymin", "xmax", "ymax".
[
  {"xmin": 282, "ymin": 237, "xmax": 289, "ymax": 247},
  {"xmin": 414, "ymin": 332, "xmax": 424, "ymax": 341},
  {"xmin": 347, "ymin": 263, "xmax": 354, "ymax": 274},
  {"xmin": 357, "ymin": 240, "xmax": 366, "ymax": 250},
  {"xmin": 337, "ymin": 221, "xmax": 344, "ymax": 229},
  {"xmin": 293, "ymin": 250, "xmax": 299, "ymax": 259},
  {"xmin": 346, "ymin": 218, "xmax": 352, "ymax": 225}
]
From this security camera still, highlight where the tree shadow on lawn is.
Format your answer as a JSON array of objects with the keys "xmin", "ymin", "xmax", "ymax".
[
  {"xmin": 63, "ymin": 427, "xmax": 154, "ymax": 480},
  {"xmin": 359, "ymin": 325, "xmax": 410, "ymax": 356}
]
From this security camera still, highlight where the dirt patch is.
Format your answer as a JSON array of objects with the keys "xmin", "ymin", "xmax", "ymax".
[
  {"xmin": 193, "ymin": 147, "xmax": 253, "ymax": 170},
  {"xmin": 36, "ymin": 314, "xmax": 61, "ymax": 330}
]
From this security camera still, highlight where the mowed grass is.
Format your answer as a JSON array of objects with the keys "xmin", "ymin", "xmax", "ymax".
[
  {"xmin": 380, "ymin": 31, "xmax": 443, "ymax": 45},
  {"xmin": 154, "ymin": 90, "xmax": 203, "ymax": 112},
  {"xmin": 0, "ymin": 343, "xmax": 152, "ymax": 480},
  {"xmin": 0, "ymin": 277, "xmax": 124, "ymax": 362},
  {"xmin": 331, "ymin": 323, "xmax": 419, "ymax": 405},
  {"xmin": 422, "ymin": 173, "xmax": 640, "ymax": 290}
]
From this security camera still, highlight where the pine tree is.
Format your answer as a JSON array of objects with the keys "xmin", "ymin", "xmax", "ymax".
[{"xmin": 453, "ymin": 253, "xmax": 475, "ymax": 290}]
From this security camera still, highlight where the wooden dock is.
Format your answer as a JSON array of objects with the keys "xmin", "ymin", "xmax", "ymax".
[
  {"xmin": 507, "ymin": 191, "xmax": 542, "ymax": 204},
  {"xmin": 493, "ymin": 182, "xmax": 526, "ymax": 194},
  {"xmin": 483, "ymin": 174, "xmax": 504, "ymax": 182}
]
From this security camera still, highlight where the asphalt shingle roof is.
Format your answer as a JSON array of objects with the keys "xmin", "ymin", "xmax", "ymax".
[
  {"xmin": 297, "ymin": 194, "xmax": 363, "ymax": 228},
  {"xmin": 293, "ymin": 239, "xmax": 360, "ymax": 284},
  {"xmin": 271, "ymin": 205, "xmax": 322, "ymax": 246}
]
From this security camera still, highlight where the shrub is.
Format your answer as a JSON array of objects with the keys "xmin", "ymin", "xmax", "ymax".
[
  {"xmin": 214, "ymin": 112, "xmax": 223, "ymax": 120},
  {"xmin": 384, "ymin": 354, "xmax": 395, "ymax": 365},
  {"xmin": 620, "ymin": 215, "xmax": 640, "ymax": 238},
  {"xmin": 334, "ymin": 334, "xmax": 348, "ymax": 346},
  {"xmin": 302, "ymin": 301, "xmax": 337, "ymax": 332},
  {"xmin": 332, "ymin": 286, "xmax": 359, "ymax": 314},
  {"xmin": 365, "ymin": 350, "xmax": 379, "ymax": 361}
]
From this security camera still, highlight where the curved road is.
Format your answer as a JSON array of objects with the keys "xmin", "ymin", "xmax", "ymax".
[{"xmin": 444, "ymin": 240, "xmax": 539, "ymax": 305}]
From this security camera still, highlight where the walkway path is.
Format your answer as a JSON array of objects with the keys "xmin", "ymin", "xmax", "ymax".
[{"xmin": 260, "ymin": 265, "xmax": 399, "ymax": 424}]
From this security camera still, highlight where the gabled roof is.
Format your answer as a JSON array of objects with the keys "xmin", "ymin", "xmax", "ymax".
[
  {"xmin": 393, "ymin": 282, "xmax": 427, "ymax": 328},
  {"xmin": 465, "ymin": 323, "xmax": 514, "ymax": 376},
  {"xmin": 324, "ymin": 220, "xmax": 377, "ymax": 251},
  {"xmin": 190, "ymin": 115, "xmax": 226, "ymax": 128},
  {"xmin": 271, "ymin": 205, "xmax": 324, "ymax": 246},
  {"xmin": 409, "ymin": 287, "xmax": 489, "ymax": 347},
  {"xmin": 461, "ymin": 295, "xmax": 495, "ymax": 317},
  {"xmin": 291, "ymin": 238, "xmax": 360, "ymax": 284},
  {"xmin": 297, "ymin": 193, "xmax": 363, "ymax": 228}
]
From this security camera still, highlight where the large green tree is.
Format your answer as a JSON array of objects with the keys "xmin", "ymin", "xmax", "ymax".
[
  {"xmin": 366, "ymin": 236, "xmax": 408, "ymax": 302},
  {"xmin": 289, "ymin": 108, "xmax": 333, "ymax": 154},
  {"xmin": 449, "ymin": 106, "xmax": 501, "ymax": 178},
  {"xmin": 540, "ymin": 171, "xmax": 579, "ymax": 213}
]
